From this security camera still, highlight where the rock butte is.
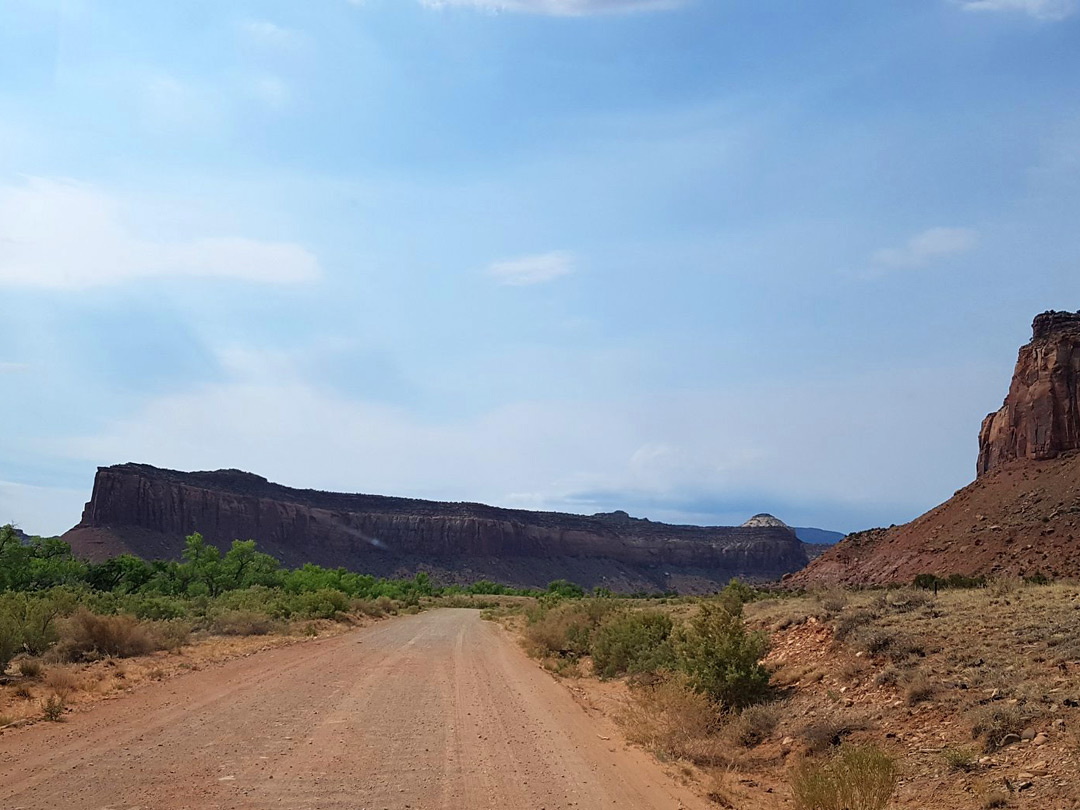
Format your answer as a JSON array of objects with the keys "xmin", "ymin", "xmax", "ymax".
[
  {"xmin": 62, "ymin": 463, "xmax": 808, "ymax": 593},
  {"xmin": 979, "ymin": 310, "xmax": 1080, "ymax": 475},
  {"xmin": 794, "ymin": 310, "xmax": 1080, "ymax": 587}
]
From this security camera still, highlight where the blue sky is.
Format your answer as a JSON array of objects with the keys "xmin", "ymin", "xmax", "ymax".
[{"xmin": 1, "ymin": 0, "xmax": 1078, "ymax": 536}]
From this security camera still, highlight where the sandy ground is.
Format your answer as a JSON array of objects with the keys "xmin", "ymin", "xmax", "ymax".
[{"xmin": 0, "ymin": 609, "xmax": 709, "ymax": 810}]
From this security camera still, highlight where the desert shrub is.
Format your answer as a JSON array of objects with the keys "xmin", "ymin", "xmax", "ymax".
[
  {"xmin": 57, "ymin": 609, "xmax": 155, "ymax": 659},
  {"xmin": 798, "ymin": 713, "xmax": 873, "ymax": 753},
  {"xmin": 591, "ymin": 610, "xmax": 674, "ymax": 679},
  {"xmin": 913, "ymin": 573, "xmax": 986, "ymax": 590},
  {"xmin": 875, "ymin": 588, "xmax": 930, "ymax": 613},
  {"xmin": 120, "ymin": 595, "xmax": 189, "ymax": 621},
  {"xmin": 209, "ymin": 610, "xmax": 275, "ymax": 636},
  {"xmin": 622, "ymin": 674, "xmax": 725, "ymax": 764},
  {"xmin": 671, "ymin": 601, "xmax": 770, "ymax": 709},
  {"xmin": 288, "ymin": 588, "xmax": 349, "ymax": 619},
  {"xmin": 970, "ymin": 704, "xmax": 1027, "ymax": 752},
  {"xmin": 545, "ymin": 579, "xmax": 586, "ymax": 598},
  {"xmin": 903, "ymin": 672, "xmax": 936, "ymax": 705},
  {"xmin": 874, "ymin": 666, "xmax": 899, "ymax": 687},
  {"xmin": 942, "ymin": 746, "xmax": 976, "ymax": 772},
  {"xmin": 853, "ymin": 627, "xmax": 895, "ymax": 655},
  {"xmin": 350, "ymin": 598, "xmax": 386, "ymax": 618},
  {"xmin": 41, "ymin": 694, "xmax": 66, "ymax": 721},
  {"xmin": 816, "ymin": 589, "xmax": 849, "ymax": 614},
  {"xmin": 16, "ymin": 658, "xmax": 43, "ymax": 679},
  {"xmin": 790, "ymin": 745, "xmax": 898, "ymax": 810},
  {"xmin": 832, "ymin": 608, "xmax": 879, "ymax": 643},
  {"xmin": 524, "ymin": 599, "xmax": 619, "ymax": 658},
  {"xmin": 719, "ymin": 578, "xmax": 758, "ymax": 609},
  {"xmin": 731, "ymin": 702, "xmax": 781, "ymax": 747},
  {"xmin": 152, "ymin": 619, "xmax": 192, "ymax": 651}
]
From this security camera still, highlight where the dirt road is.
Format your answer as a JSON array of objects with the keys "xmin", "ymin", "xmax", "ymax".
[{"xmin": 0, "ymin": 609, "xmax": 710, "ymax": 809}]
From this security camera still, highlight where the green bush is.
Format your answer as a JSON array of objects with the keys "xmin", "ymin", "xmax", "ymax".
[
  {"xmin": 791, "ymin": 745, "xmax": 898, "ymax": 810},
  {"xmin": 591, "ymin": 610, "xmax": 674, "ymax": 679},
  {"xmin": 524, "ymin": 599, "xmax": 619, "ymax": 658},
  {"xmin": 0, "ymin": 589, "xmax": 77, "ymax": 668},
  {"xmin": 671, "ymin": 601, "xmax": 771, "ymax": 709},
  {"xmin": 288, "ymin": 588, "xmax": 349, "ymax": 619}
]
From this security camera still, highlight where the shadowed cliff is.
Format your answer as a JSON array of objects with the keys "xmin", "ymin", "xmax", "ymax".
[{"xmin": 62, "ymin": 463, "xmax": 810, "ymax": 593}]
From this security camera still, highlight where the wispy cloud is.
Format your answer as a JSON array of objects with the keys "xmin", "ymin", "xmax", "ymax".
[
  {"xmin": 0, "ymin": 178, "xmax": 321, "ymax": 289},
  {"xmin": 871, "ymin": 227, "xmax": 978, "ymax": 271},
  {"xmin": 419, "ymin": 0, "xmax": 686, "ymax": 16},
  {"xmin": 239, "ymin": 20, "xmax": 305, "ymax": 50},
  {"xmin": 955, "ymin": 0, "xmax": 1077, "ymax": 20},
  {"xmin": 488, "ymin": 251, "xmax": 575, "ymax": 286},
  {"xmin": 0, "ymin": 362, "xmax": 29, "ymax": 373},
  {"xmin": 245, "ymin": 74, "xmax": 292, "ymax": 110}
]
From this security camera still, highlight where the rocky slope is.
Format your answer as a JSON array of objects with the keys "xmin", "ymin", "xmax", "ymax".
[
  {"xmin": 793, "ymin": 310, "xmax": 1080, "ymax": 586},
  {"xmin": 62, "ymin": 464, "xmax": 809, "ymax": 592}
]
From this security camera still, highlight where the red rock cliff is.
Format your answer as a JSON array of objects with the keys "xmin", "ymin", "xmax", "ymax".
[
  {"xmin": 978, "ymin": 311, "xmax": 1080, "ymax": 476},
  {"xmin": 63, "ymin": 464, "xmax": 809, "ymax": 592}
]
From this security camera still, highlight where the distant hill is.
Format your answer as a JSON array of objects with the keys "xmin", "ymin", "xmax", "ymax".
[{"xmin": 792, "ymin": 527, "xmax": 845, "ymax": 545}]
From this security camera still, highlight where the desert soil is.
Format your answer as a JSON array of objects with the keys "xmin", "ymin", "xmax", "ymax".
[{"xmin": 0, "ymin": 608, "xmax": 709, "ymax": 810}]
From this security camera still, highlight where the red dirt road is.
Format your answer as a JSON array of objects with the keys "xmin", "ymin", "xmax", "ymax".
[{"xmin": 0, "ymin": 609, "xmax": 709, "ymax": 809}]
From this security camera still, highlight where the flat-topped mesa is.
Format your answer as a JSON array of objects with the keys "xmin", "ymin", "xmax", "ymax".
[
  {"xmin": 63, "ymin": 463, "xmax": 809, "ymax": 592},
  {"xmin": 978, "ymin": 310, "xmax": 1080, "ymax": 476}
]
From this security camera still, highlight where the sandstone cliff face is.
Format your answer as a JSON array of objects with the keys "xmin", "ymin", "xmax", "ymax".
[
  {"xmin": 63, "ymin": 464, "xmax": 809, "ymax": 592},
  {"xmin": 978, "ymin": 311, "xmax": 1080, "ymax": 476},
  {"xmin": 793, "ymin": 310, "xmax": 1080, "ymax": 587}
]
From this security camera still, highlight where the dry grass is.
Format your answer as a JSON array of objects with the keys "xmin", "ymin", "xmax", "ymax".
[
  {"xmin": 52, "ymin": 610, "xmax": 192, "ymax": 661},
  {"xmin": 209, "ymin": 610, "xmax": 276, "ymax": 636},
  {"xmin": 44, "ymin": 669, "xmax": 80, "ymax": 701},
  {"xmin": 968, "ymin": 703, "xmax": 1028, "ymax": 752},
  {"xmin": 790, "ymin": 745, "xmax": 898, "ymax": 810},
  {"xmin": 621, "ymin": 674, "xmax": 728, "ymax": 765},
  {"xmin": 16, "ymin": 658, "xmax": 43, "ymax": 679}
]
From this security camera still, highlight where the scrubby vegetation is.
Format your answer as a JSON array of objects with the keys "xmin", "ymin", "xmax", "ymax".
[{"xmin": 0, "ymin": 524, "xmax": 559, "ymax": 675}]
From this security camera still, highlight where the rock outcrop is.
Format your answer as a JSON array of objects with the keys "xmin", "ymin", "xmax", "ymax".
[
  {"xmin": 63, "ymin": 464, "xmax": 809, "ymax": 592},
  {"xmin": 792, "ymin": 310, "xmax": 1080, "ymax": 587},
  {"xmin": 978, "ymin": 311, "xmax": 1080, "ymax": 475}
]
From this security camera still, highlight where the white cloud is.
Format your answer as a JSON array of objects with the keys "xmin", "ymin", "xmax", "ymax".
[
  {"xmin": 0, "ymin": 362, "xmax": 29, "ymax": 373},
  {"xmin": 871, "ymin": 227, "xmax": 979, "ymax": 271},
  {"xmin": 419, "ymin": 0, "xmax": 686, "ymax": 15},
  {"xmin": 955, "ymin": 0, "xmax": 1077, "ymax": 20},
  {"xmin": 488, "ymin": 251, "xmax": 575, "ymax": 286},
  {"xmin": 0, "ymin": 178, "xmax": 321, "ymax": 289}
]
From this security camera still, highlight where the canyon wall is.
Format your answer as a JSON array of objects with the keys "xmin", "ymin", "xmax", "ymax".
[
  {"xmin": 63, "ymin": 464, "xmax": 809, "ymax": 592},
  {"xmin": 978, "ymin": 310, "xmax": 1080, "ymax": 475}
]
